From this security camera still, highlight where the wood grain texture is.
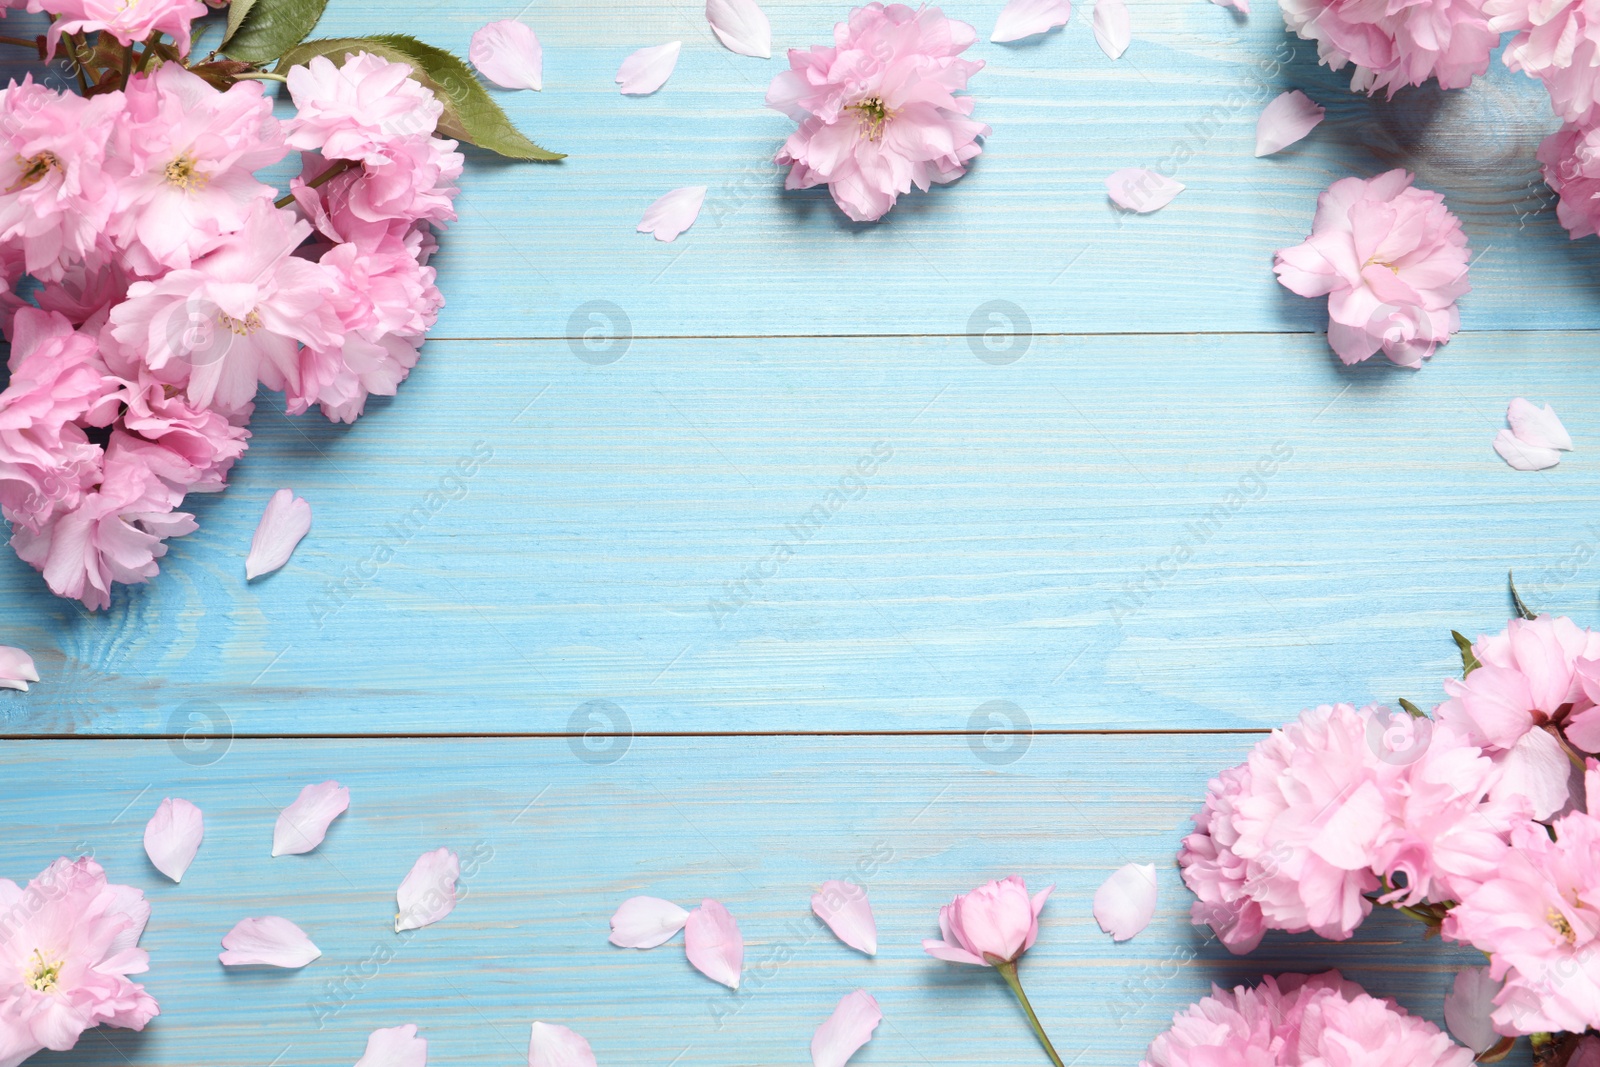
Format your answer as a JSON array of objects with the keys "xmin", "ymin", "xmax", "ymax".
[
  {"xmin": 0, "ymin": 736, "xmax": 1518, "ymax": 1067},
  {"xmin": 4, "ymin": 332, "xmax": 1599, "ymax": 735}
]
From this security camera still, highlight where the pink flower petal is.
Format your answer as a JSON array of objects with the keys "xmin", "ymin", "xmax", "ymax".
[
  {"xmin": 528, "ymin": 1022, "xmax": 596, "ymax": 1067},
  {"xmin": 617, "ymin": 42, "xmax": 681, "ymax": 95},
  {"xmin": 143, "ymin": 797, "xmax": 204, "ymax": 883},
  {"xmin": 991, "ymin": 0, "xmax": 1072, "ymax": 41},
  {"xmin": 355, "ymin": 1024, "xmax": 428, "ymax": 1067},
  {"xmin": 1495, "ymin": 429, "xmax": 1562, "ymax": 471},
  {"xmin": 706, "ymin": 0, "xmax": 772, "ymax": 58},
  {"xmin": 1508, "ymin": 397, "xmax": 1573, "ymax": 452},
  {"xmin": 1093, "ymin": 862, "xmax": 1158, "ymax": 941},
  {"xmin": 272, "ymin": 780, "xmax": 350, "ymax": 857},
  {"xmin": 1106, "ymin": 168, "xmax": 1184, "ymax": 213},
  {"xmin": 684, "ymin": 898, "xmax": 743, "ymax": 988},
  {"xmin": 609, "ymin": 896, "xmax": 691, "ymax": 948},
  {"xmin": 471, "ymin": 20, "xmax": 544, "ymax": 91},
  {"xmin": 811, "ymin": 990, "xmax": 882, "ymax": 1067},
  {"xmin": 1211, "ymin": 0, "xmax": 1249, "ymax": 12},
  {"xmin": 1254, "ymin": 90, "xmax": 1324, "ymax": 156},
  {"xmin": 1092, "ymin": 0, "xmax": 1130, "ymax": 58},
  {"xmin": 811, "ymin": 881, "xmax": 877, "ymax": 955},
  {"xmin": 638, "ymin": 187, "xmax": 707, "ymax": 243},
  {"xmin": 246, "ymin": 488, "xmax": 312, "ymax": 580},
  {"xmin": 0, "ymin": 645, "xmax": 39, "ymax": 692},
  {"xmin": 1444, "ymin": 966, "xmax": 1502, "ymax": 1054},
  {"xmin": 219, "ymin": 916, "xmax": 321, "ymax": 967},
  {"xmin": 395, "ymin": 848, "xmax": 460, "ymax": 932}
]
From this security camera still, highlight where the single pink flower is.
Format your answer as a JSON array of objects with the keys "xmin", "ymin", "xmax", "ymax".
[
  {"xmin": 1274, "ymin": 169, "xmax": 1470, "ymax": 367},
  {"xmin": 766, "ymin": 3, "xmax": 988, "ymax": 222},
  {"xmin": 28, "ymin": 0, "xmax": 207, "ymax": 56},
  {"xmin": 1538, "ymin": 120, "xmax": 1600, "ymax": 239},
  {"xmin": 285, "ymin": 53, "xmax": 445, "ymax": 162},
  {"xmin": 1277, "ymin": 0, "xmax": 1496, "ymax": 95},
  {"xmin": 0, "ymin": 857, "xmax": 159, "ymax": 1065}
]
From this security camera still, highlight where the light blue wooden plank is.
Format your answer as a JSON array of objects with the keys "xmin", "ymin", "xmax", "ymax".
[
  {"xmin": 4, "ymin": 331, "xmax": 1599, "ymax": 735},
  {"xmin": 0, "ymin": 736, "xmax": 1520, "ymax": 1066}
]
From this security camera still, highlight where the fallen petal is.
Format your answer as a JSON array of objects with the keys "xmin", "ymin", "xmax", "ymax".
[
  {"xmin": 246, "ymin": 489, "xmax": 312, "ymax": 580},
  {"xmin": 811, "ymin": 990, "xmax": 882, "ymax": 1067},
  {"xmin": 1254, "ymin": 90, "xmax": 1324, "ymax": 156},
  {"xmin": 396, "ymin": 848, "xmax": 460, "ymax": 932},
  {"xmin": 272, "ymin": 780, "xmax": 350, "ymax": 857},
  {"xmin": 1106, "ymin": 168, "xmax": 1184, "ymax": 213},
  {"xmin": 706, "ymin": 0, "xmax": 772, "ymax": 58},
  {"xmin": 528, "ymin": 1022, "xmax": 597, "ymax": 1067},
  {"xmin": 617, "ymin": 42, "xmax": 681, "ymax": 95},
  {"xmin": 638, "ymin": 187, "xmax": 707, "ymax": 243},
  {"xmin": 609, "ymin": 896, "xmax": 691, "ymax": 948},
  {"xmin": 144, "ymin": 797, "xmax": 204, "ymax": 883},
  {"xmin": 684, "ymin": 898, "xmax": 743, "ymax": 988},
  {"xmin": 1211, "ymin": 0, "xmax": 1250, "ymax": 11},
  {"xmin": 219, "ymin": 916, "xmax": 321, "ymax": 967},
  {"xmin": 0, "ymin": 646, "xmax": 38, "ymax": 692},
  {"xmin": 1444, "ymin": 966, "xmax": 1502, "ymax": 1054},
  {"xmin": 471, "ymin": 20, "xmax": 543, "ymax": 91},
  {"xmin": 811, "ymin": 881, "xmax": 877, "ymax": 955},
  {"xmin": 1507, "ymin": 397, "xmax": 1574, "ymax": 452},
  {"xmin": 991, "ymin": 0, "xmax": 1072, "ymax": 41},
  {"xmin": 1494, "ymin": 428, "xmax": 1561, "ymax": 471},
  {"xmin": 1093, "ymin": 862, "xmax": 1158, "ymax": 941},
  {"xmin": 355, "ymin": 1024, "xmax": 428, "ymax": 1067},
  {"xmin": 1092, "ymin": 0, "xmax": 1130, "ymax": 58}
]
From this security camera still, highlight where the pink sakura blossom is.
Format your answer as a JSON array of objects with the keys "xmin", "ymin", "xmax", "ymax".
[
  {"xmin": 110, "ymin": 64, "xmax": 285, "ymax": 273},
  {"xmin": 1274, "ymin": 169, "xmax": 1470, "ymax": 368},
  {"xmin": 923, "ymin": 875, "xmax": 1052, "ymax": 966},
  {"xmin": 1444, "ymin": 761, "xmax": 1600, "ymax": 1035},
  {"xmin": 36, "ymin": 261, "xmax": 130, "ymax": 331},
  {"xmin": 285, "ymin": 53, "xmax": 445, "ymax": 163},
  {"xmin": 1538, "ymin": 121, "xmax": 1600, "ymax": 240},
  {"xmin": 1141, "ymin": 971, "xmax": 1472, "ymax": 1067},
  {"xmin": 0, "ymin": 79, "xmax": 123, "ymax": 283},
  {"xmin": 1277, "ymin": 0, "xmax": 1496, "ymax": 95},
  {"xmin": 1485, "ymin": 0, "xmax": 1600, "ymax": 124},
  {"xmin": 767, "ymin": 4, "xmax": 988, "ymax": 222},
  {"xmin": 29, "ymin": 0, "xmax": 208, "ymax": 57},
  {"xmin": 0, "ymin": 857, "xmax": 159, "ymax": 1066}
]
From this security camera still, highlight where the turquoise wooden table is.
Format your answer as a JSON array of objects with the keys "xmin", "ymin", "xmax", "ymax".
[{"xmin": 0, "ymin": 0, "xmax": 1586, "ymax": 1062}]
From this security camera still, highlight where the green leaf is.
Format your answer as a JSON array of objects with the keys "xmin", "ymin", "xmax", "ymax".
[
  {"xmin": 276, "ymin": 35, "xmax": 563, "ymax": 161},
  {"xmin": 1451, "ymin": 631, "xmax": 1481, "ymax": 676},
  {"xmin": 1397, "ymin": 697, "xmax": 1427, "ymax": 718},
  {"xmin": 1509, "ymin": 570, "xmax": 1537, "ymax": 621},
  {"xmin": 222, "ymin": 0, "xmax": 329, "ymax": 63}
]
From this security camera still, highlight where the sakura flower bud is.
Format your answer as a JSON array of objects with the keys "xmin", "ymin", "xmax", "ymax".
[{"xmin": 922, "ymin": 875, "xmax": 1053, "ymax": 966}]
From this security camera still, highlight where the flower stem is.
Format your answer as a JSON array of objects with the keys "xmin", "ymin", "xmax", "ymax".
[
  {"xmin": 273, "ymin": 157, "xmax": 358, "ymax": 209},
  {"xmin": 994, "ymin": 960, "xmax": 1065, "ymax": 1067}
]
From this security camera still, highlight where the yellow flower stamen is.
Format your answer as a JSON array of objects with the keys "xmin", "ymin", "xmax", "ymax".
[{"xmin": 25, "ymin": 949, "xmax": 61, "ymax": 993}]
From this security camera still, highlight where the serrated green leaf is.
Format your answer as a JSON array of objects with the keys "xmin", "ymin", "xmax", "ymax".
[
  {"xmin": 1451, "ymin": 631, "xmax": 1481, "ymax": 676},
  {"xmin": 1397, "ymin": 697, "xmax": 1426, "ymax": 718},
  {"xmin": 222, "ymin": 0, "xmax": 328, "ymax": 63},
  {"xmin": 222, "ymin": 0, "xmax": 260, "ymax": 45},
  {"xmin": 1509, "ymin": 570, "xmax": 1538, "ymax": 621},
  {"xmin": 277, "ymin": 35, "xmax": 563, "ymax": 161}
]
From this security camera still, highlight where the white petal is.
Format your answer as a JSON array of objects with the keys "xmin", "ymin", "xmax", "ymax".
[
  {"xmin": 272, "ymin": 780, "xmax": 350, "ymax": 856},
  {"xmin": 1105, "ymin": 168, "xmax": 1184, "ymax": 213},
  {"xmin": 991, "ymin": 0, "xmax": 1072, "ymax": 41},
  {"xmin": 706, "ymin": 0, "xmax": 772, "ymax": 58},
  {"xmin": 395, "ymin": 848, "xmax": 460, "ymax": 932},
  {"xmin": 1093, "ymin": 862, "xmax": 1158, "ymax": 941},
  {"xmin": 246, "ymin": 488, "xmax": 312, "ymax": 580},
  {"xmin": 471, "ymin": 20, "xmax": 543, "ymax": 91},
  {"xmin": 219, "ymin": 916, "xmax": 321, "ymax": 967},
  {"xmin": 1494, "ymin": 428, "xmax": 1562, "ymax": 471},
  {"xmin": 811, "ymin": 990, "xmax": 882, "ymax": 1067},
  {"xmin": 143, "ymin": 797, "xmax": 204, "ymax": 883},
  {"xmin": 1254, "ymin": 90, "xmax": 1325, "ymax": 156},
  {"xmin": 528, "ymin": 1022, "xmax": 596, "ymax": 1067},
  {"xmin": 1508, "ymin": 397, "xmax": 1574, "ymax": 451},
  {"xmin": 1092, "ymin": 0, "xmax": 1130, "ymax": 58},
  {"xmin": 609, "ymin": 896, "xmax": 691, "ymax": 948},
  {"xmin": 355, "ymin": 1024, "xmax": 428, "ymax": 1067},
  {"xmin": 811, "ymin": 881, "xmax": 877, "ymax": 955},
  {"xmin": 638, "ymin": 187, "xmax": 706, "ymax": 242},
  {"xmin": 1444, "ymin": 966, "xmax": 1503, "ymax": 1054},
  {"xmin": 1492, "ymin": 726, "xmax": 1576, "ymax": 820},
  {"xmin": 0, "ymin": 645, "xmax": 39, "ymax": 692},
  {"xmin": 616, "ymin": 42, "xmax": 681, "ymax": 95}
]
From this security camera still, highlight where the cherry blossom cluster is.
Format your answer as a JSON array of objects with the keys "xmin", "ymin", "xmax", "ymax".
[
  {"xmin": 0, "ymin": 19, "xmax": 457, "ymax": 608},
  {"xmin": 1177, "ymin": 612, "xmax": 1600, "ymax": 1062}
]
